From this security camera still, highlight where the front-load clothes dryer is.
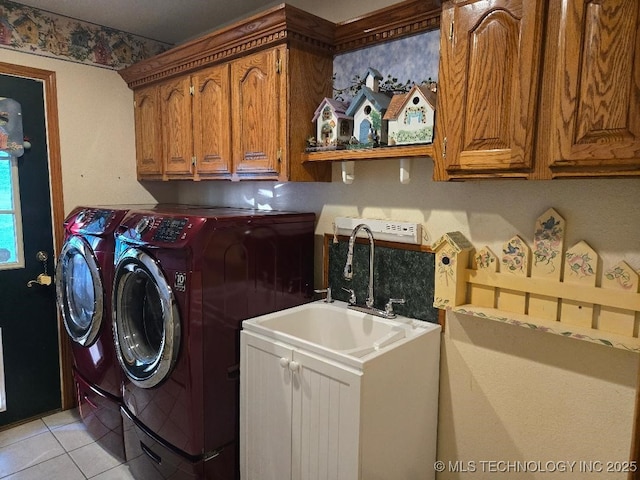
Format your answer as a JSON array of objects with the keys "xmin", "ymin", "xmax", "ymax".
[
  {"xmin": 56, "ymin": 206, "xmax": 135, "ymax": 461},
  {"xmin": 111, "ymin": 207, "xmax": 315, "ymax": 479}
]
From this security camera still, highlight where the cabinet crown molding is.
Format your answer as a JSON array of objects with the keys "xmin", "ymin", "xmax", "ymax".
[
  {"xmin": 119, "ymin": 0, "xmax": 442, "ymax": 89},
  {"xmin": 118, "ymin": 3, "xmax": 335, "ymax": 88}
]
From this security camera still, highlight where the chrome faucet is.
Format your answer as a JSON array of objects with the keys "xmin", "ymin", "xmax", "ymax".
[
  {"xmin": 342, "ymin": 223, "xmax": 406, "ymax": 319},
  {"xmin": 343, "ymin": 224, "xmax": 375, "ymax": 308}
]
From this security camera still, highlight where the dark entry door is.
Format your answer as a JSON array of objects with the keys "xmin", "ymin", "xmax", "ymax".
[{"xmin": 0, "ymin": 73, "xmax": 60, "ymax": 426}]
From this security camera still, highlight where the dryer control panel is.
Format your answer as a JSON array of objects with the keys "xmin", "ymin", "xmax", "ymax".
[
  {"xmin": 153, "ymin": 218, "xmax": 189, "ymax": 243},
  {"xmin": 117, "ymin": 213, "xmax": 205, "ymax": 247}
]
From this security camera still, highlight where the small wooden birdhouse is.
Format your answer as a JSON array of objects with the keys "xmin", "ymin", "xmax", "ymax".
[
  {"xmin": 311, "ymin": 98, "xmax": 353, "ymax": 148},
  {"xmin": 345, "ymin": 68, "xmax": 391, "ymax": 146},
  {"xmin": 384, "ymin": 84, "xmax": 437, "ymax": 145},
  {"xmin": 431, "ymin": 232, "xmax": 474, "ymax": 309}
]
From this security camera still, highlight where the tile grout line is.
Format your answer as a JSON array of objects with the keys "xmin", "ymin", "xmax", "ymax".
[
  {"xmin": 0, "ymin": 420, "xmax": 46, "ymax": 450},
  {"xmin": 46, "ymin": 417, "xmax": 94, "ymax": 479},
  {"xmin": 0, "ymin": 450, "xmax": 71, "ymax": 479},
  {"xmin": 44, "ymin": 420, "xmax": 89, "ymax": 480}
]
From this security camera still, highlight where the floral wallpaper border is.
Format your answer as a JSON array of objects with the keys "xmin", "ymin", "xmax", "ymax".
[{"xmin": 0, "ymin": 0, "xmax": 170, "ymax": 69}]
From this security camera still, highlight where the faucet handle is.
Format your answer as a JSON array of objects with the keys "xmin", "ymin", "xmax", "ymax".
[
  {"xmin": 314, "ymin": 287, "xmax": 333, "ymax": 303},
  {"xmin": 341, "ymin": 287, "xmax": 356, "ymax": 305},
  {"xmin": 385, "ymin": 298, "xmax": 406, "ymax": 316}
]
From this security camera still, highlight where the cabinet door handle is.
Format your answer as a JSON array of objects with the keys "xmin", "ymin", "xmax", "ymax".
[
  {"xmin": 279, "ymin": 357, "xmax": 300, "ymax": 372},
  {"xmin": 288, "ymin": 361, "xmax": 300, "ymax": 372}
]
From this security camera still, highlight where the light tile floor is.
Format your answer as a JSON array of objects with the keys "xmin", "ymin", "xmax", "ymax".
[{"xmin": 0, "ymin": 409, "xmax": 136, "ymax": 479}]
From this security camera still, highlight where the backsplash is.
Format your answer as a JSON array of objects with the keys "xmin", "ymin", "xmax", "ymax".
[{"xmin": 326, "ymin": 236, "xmax": 439, "ymax": 324}]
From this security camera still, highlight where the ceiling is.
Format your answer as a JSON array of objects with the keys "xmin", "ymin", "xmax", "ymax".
[{"xmin": 14, "ymin": 0, "xmax": 404, "ymax": 45}]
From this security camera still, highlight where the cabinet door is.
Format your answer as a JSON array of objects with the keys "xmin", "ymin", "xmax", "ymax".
[
  {"xmin": 240, "ymin": 332, "xmax": 293, "ymax": 480},
  {"xmin": 192, "ymin": 64, "xmax": 232, "ymax": 178},
  {"xmin": 433, "ymin": 0, "xmax": 545, "ymax": 180},
  {"xmin": 159, "ymin": 76, "xmax": 194, "ymax": 177},
  {"xmin": 231, "ymin": 46, "xmax": 285, "ymax": 179},
  {"xmin": 133, "ymin": 86, "xmax": 163, "ymax": 178},
  {"xmin": 292, "ymin": 349, "xmax": 361, "ymax": 480},
  {"xmin": 544, "ymin": 0, "xmax": 640, "ymax": 177}
]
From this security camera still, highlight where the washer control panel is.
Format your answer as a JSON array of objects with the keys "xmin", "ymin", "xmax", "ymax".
[{"xmin": 69, "ymin": 208, "xmax": 117, "ymax": 235}]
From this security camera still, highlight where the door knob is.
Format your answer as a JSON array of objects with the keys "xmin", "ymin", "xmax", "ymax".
[
  {"xmin": 27, "ymin": 250, "xmax": 52, "ymax": 287},
  {"xmin": 27, "ymin": 273, "xmax": 52, "ymax": 287}
]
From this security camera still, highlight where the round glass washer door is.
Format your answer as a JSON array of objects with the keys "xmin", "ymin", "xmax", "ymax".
[
  {"xmin": 55, "ymin": 235, "xmax": 103, "ymax": 346},
  {"xmin": 112, "ymin": 247, "xmax": 180, "ymax": 389}
]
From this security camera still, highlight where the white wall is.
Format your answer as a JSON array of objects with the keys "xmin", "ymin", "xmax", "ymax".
[
  {"xmin": 178, "ymin": 159, "xmax": 640, "ymax": 479},
  {"xmin": 1, "ymin": 49, "xmax": 177, "ymax": 214},
  {"xmin": 5, "ymin": 0, "xmax": 639, "ymax": 475}
]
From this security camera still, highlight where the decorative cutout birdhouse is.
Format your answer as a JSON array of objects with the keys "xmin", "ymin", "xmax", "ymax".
[
  {"xmin": 344, "ymin": 68, "xmax": 391, "ymax": 146},
  {"xmin": 311, "ymin": 98, "xmax": 353, "ymax": 149},
  {"xmin": 384, "ymin": 83, "xmax": 436, "ymax": 145},
  {"xmin": 431, "ymin": 232, "xmax": 474, "ymax": 309}
]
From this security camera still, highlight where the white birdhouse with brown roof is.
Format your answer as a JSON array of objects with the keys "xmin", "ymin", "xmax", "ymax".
[{"xmin": 384, "ymin": 84, "xmax": 436, "ymax": 145}]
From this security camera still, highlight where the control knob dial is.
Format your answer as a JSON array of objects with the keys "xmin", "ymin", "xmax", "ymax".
[{"xmin": 134, "ymin": 216, "xmax": 154, "ymax": 235}]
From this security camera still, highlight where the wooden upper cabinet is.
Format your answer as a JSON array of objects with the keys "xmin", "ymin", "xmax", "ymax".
[
  {"xmin": 119, "ymin": 4, "xmax": 334, "ymax": 182},
  {"xmin": 160, "ymin": 77, "xmax": 193, "ymax": 177},
  {"xmin": 148, "ymin": 64, "xmax": 233, "ymax": 180},
  {"xmin": 231, "ymin": 47, "xmax": 285, "ymax": 180},
  {"xmin": 433, "ymin": 0, "xmax": 545, "ymax": 180},
  {"xmin": 192, "ymin": 64, "xmax": 232, "ymax": 179},
  {"xmin": 133, "ymin": 86, "xmax": 162, "ymax": 179},
  {"xmin": 539, "ymin": 0, "xmax": 640, "ymax": 178}
]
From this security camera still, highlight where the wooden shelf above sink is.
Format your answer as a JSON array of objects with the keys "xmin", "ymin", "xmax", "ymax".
[{"xmin": 301, "ymin": 144, "xmax": 434, "ymax": 163}]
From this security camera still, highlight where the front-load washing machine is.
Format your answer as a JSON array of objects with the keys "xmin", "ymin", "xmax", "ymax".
[
  {"xmin": 111, "ymin": 207, "xmax": 315, "ymax": 479},
  {"xmin": 56, "ymin": 206, "xmax": 136, "ymax": 461}
]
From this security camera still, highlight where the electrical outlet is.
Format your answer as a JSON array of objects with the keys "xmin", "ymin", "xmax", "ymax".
[{"xmin": 334, "ymin": 217, "xmax": 422, "ymax": 244}]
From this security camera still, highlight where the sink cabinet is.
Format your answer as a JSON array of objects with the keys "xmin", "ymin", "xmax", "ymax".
[
  {"xmin": 240, "ymin": 332, "xmax": 361, "ymax": 480},
  {"xmin": 240, "ymin": 324, "xmax": 440, "ymax": 480},
  {"xmin": 433, "ymin": 0, "xmax": 640, "ymax": 180}
]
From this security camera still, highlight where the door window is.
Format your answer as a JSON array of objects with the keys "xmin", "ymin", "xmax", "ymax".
[{"xmin": 0, "ymin": 154, "xmax": 24, "ymax": 270}]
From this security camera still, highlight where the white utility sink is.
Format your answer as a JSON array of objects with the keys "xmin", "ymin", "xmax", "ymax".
[
  {"xmin": 240, "ymin": 299, "xmax": 442, "ymax": 479},
  {"xmin": 243, "ymin": 300, "xmax": 438, "ymax": 366}
]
